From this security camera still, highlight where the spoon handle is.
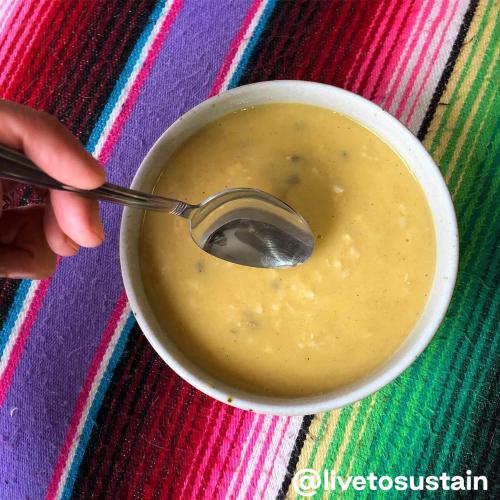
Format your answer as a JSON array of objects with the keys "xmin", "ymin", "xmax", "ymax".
[{"xmin": 0, "ymin": 145, "xmax": 191, "ymax": 215}]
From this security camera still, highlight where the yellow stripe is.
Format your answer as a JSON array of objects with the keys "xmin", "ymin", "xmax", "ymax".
[
  {"xmin": 451, "ymin": 75, "xmax": 499, "ymax": 197},
  {"xmin": 423, "ymin": 0, "xmax": 495, "ymax": 165}
]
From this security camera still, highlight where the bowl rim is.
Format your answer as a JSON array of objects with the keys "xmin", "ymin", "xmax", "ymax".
[{"xmin": 120, "ymin": 80, "xmax": 459, "ymax": 416}]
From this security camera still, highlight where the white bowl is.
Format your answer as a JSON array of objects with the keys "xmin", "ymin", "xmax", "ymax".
[{"xmin": 120, "ymin": 81, "xmax": 458, "ymax": 416}]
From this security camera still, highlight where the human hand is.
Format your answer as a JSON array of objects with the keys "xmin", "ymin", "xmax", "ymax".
[{"xmin": 0, "ymin": 100, "xmax": 105, "ymax": 279}]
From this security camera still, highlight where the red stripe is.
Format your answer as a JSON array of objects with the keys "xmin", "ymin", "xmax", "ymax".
[
  {"xmin": 36, "ymin": 1, "xmax": 114, "ymax": 112},
  {"xmin": 322, "ymin": 0, "xmax": 379, "ymax": 86},
  {"xmin": 175, "ymin": 399, "xmax": 222, "ymax": 498},
  {"xmin": 342, "ymin": 0, "xmax": 389, "ymax": 89},
  {"xmin": 309, "ymin": 1, "xmax": 355, "ymax": 82},
  {"xmin": 157, "ymin": 392, "xmax": 209, "ymax": 498},
  {"xmin": 294, "ymin": 1, "xmax": 342, "ymax": 80},
  {"xmin": 142, "ymin": 382, "xmax": 192, "ymax": 492},
  {"xmin": 124, "ymin": 369, "xmax": 179, "ymax": 496},
  {"xmin": 13, "ymin": 5, "xmax": 82, "ymax": 106}
]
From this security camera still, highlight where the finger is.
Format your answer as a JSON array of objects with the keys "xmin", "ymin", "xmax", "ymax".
[
  {"xmin": 43, "ymin": 199, "xmax": 80, "ymax": 256},
  {"xmin": 50, "ymin": 190, "xmax": 104, "ymax": 247},
  {"xmin": 0, "ymin": 100, "xmax": 105, "ymax": 189},
  {"xmin": 0, "ymin": 207, "xmax": 56, "ymax": 279}
]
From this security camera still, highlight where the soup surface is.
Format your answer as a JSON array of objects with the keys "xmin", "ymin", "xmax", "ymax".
[{"xmin": 140, "ymin": 103, "xmax": 435, "ymax": 397}]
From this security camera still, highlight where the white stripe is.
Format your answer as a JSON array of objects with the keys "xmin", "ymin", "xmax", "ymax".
[
  {"xmin": 236, "ymin": 415, "xmax": 274, "ymax": 500},
  {"xmin": 54, "ymin": 304, "xmax": 131, "ymax": 500},
  {"xmin": 405, "ymin": 0, "xmax": 469, "ymax": 132},
  {"xmin": 218, "ymin": 0, "xmax": 269, "ymax": 94},
  {"xmin": 253, "ymin": 416, "xmax": 289, "ymax": 499},
  {"xmin": 260, "ymin": 416, "xmax": 304, "ymax": 499},
  {"xmin": 91, "ymin": 0, "xmax": 176, "ymax": 159},
  {"xmin": 226, "ymin": 414, "xmax": 262, "ymax": 498},
  {"xmin": 386, "ymin": 0, "xmax": 444, "ymax": 116},
  {"xmin": 0, "ymin": 0, "xmax": 18, "ymax": 36},
  {"xmin": 379, "ymin": 0, "xmax": 433, "ymax": 110},
  {"xmin": 0, "ymin": 281, "xmax": 38, "ymax": 378}
]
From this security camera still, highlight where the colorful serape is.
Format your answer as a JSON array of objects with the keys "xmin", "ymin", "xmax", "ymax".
[{"xmin": 0, "ymin": 0, "xmax": 498, "ymax": 498}]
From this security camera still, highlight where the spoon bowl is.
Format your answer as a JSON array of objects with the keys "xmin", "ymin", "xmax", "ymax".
[{"xmin": 189, "ymin": 188, "xmax": 314, "ymax": 268}]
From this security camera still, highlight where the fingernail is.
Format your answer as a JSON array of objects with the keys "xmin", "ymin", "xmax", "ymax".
[
  {"xmin": 92, "ymin": 219, "xmax": 105, "ymax": 244},
  {"xmin": 67, "ymin": 238, "xmax": 80, "ymax": 254}
]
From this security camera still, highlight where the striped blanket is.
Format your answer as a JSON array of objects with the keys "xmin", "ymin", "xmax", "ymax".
[{"xmin": 0, "ymin": 1, "xmax": 498, "ymax": 498}]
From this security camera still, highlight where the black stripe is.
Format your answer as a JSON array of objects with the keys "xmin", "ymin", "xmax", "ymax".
[
  {"xmin": 102, "ymin": 345, "xmax": 163, "ymax": 499},
  {"xmin": 264, "ymin": 1, "xmax": 319, "ymax": 81},
  {"xmin": 276, "ymin": 414, "xmax": 314, "ymax": 500},
  {"xmin": 417, "ymin": 0, "xmax": 479, "ymax": 140},
  {"xmin": 235, "ymin": 0, "xmax": 290, "ymax": 86},
  {"xmin": 72, "ymin": 324, "xmax": 147, "ymax": 498}
]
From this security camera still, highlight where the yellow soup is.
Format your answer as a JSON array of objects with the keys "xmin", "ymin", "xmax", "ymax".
[{"xmin": 140, "ymin": 103, "xmax": 435, "ymax": 397}]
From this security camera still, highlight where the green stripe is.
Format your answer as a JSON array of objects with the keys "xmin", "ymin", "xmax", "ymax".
[
  {"xmin": 305, "ymin": 413, "xmax": 331, "ymax": 469},
  {"xmin": 400, "ymin": 121, "xmax": 499, "ymax": 475},
  {"xmin": 440, "ymin": 35, "xmax": 499, "ymax": 185},
  {"xmin": 409, "ymin": 140, "xmax": 500, "ymax": 473},
  {"xmin": 428, "ymin": 0, "xmax": 495, "ymax": 163},
  {"xmin": 330, "ymin": 397, "xmax": 373, "ymax": 499},
  {"xmin": 311, "ymin": 406, "xmax": 354, "ymax": 499}
]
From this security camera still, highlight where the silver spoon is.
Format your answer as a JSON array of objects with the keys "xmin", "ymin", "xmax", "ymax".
[{"xmin": 0, "ymin": 145, "xmax": 314, "ymax": 268}]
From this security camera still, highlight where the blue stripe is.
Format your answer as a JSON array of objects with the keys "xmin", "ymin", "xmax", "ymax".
[
  {"xmin": 227, "ymin": 0, "xmax": 278, "ymax": 89},
  {"xmin": 0, "ymin": 280, "xmax": 32, "ymax": 358},
  {"xmin": 61, "ymin": 313, "xmax": 135, "ymax": 500},
  {"xmin": 86, "ymin": 0, "xmax": 169, "ymax": 154}
]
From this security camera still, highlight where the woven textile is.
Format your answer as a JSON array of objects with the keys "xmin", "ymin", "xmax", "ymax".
[{"xmin": 0, "ymin": 0, "xmax": 498, "ymax": 498}]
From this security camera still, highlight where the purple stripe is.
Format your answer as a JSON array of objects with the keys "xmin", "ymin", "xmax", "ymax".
[{"xmin": 0, "ymin": 1, "xmax": 252, "ymax": 498}]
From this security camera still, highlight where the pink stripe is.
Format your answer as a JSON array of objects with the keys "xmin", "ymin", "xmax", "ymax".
[
  {"xmin": 350, "ymin": 0, "xmax": 400, "ymax": 93},
  {"xmin": 45, "ymin": 292, "xmax": 128, "ymax": 500},
  {"xmin": 0, "ymin": 0, "xmax": 31, "ymax": 71},
  {"xmin": 231, "ymin": 414, "xmax": 266, "ymax": 498},
  {"xmin": 0, "ymin": 0, "xmax": 49, "ymax": 88},
  {"xmin": 210, "ymin": 413, "xmax": 258, "ymax": 499},
  {"xmin": 203, "ymin": 410, "xmax": 251, "ymax": 498},
  {"xmin": 97, "ymin": 0, "xmax": 183, "ymax": 165},
  {"xmin": 209, "ymin": 0, "xmax": 264, "ymax": 97},
  {"xmin": 244, "ymin": 416, "xmax": 280, "ymax": 500},
  {"xmin": 403, "ymin": 0, "xmax": 459, "ymax": 123},
  {"xmin": 260, "ymin": 417, "xmax": 291, "ymax": 495},
  {"xmin": 2, "ymin": 0, "xmax": 54, "ymax": 95},
  {"xmin": 362, "ymin": 1, "xmax": 417, "ymax": 100},
  {"xmin": 0, "ymin": 280, "xmax": 49, "ymax": 405},
  {"xmin": 395, "ymin": 0, "xmax": 452, "ymax": 118},
  {"xmin": 382, "ymin": 0, "xmax": 434, "ymax": 110},
  {"xmin": 189, "ymin": 407, "xmax": 247, "ymax": 498}
]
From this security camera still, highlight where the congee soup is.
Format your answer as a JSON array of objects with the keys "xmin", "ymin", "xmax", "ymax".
[{"xmin": 140, "ymin": 103, "xmax": 435, "ymax": 397}]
